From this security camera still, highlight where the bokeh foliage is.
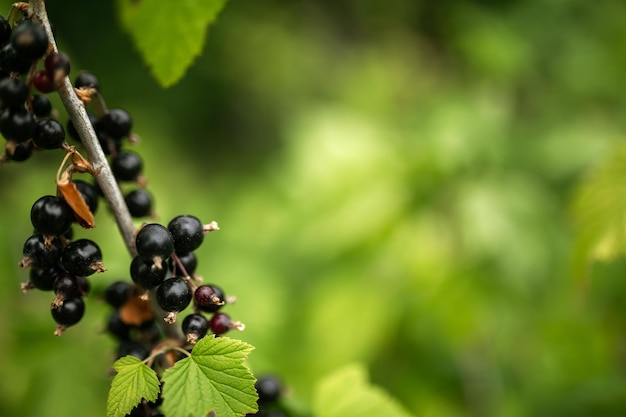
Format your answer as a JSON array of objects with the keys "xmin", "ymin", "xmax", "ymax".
[{"xmin": 0, "ymin": 0, "xmax": 626, "ymax": 416}]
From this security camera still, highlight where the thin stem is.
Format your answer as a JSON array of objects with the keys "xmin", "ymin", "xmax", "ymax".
[
  {"xmin": 30, "ymin": 1, "xmax": 135, "ymax": 254},
  {"xmin": 29, "ymin": 0, "xmax": 182, "ymax": 339}
]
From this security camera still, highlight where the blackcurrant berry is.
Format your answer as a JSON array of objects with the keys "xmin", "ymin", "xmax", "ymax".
[
  {"xmin": 0, "ymin": 107, "xmax": 35, "ymax": 142},
  {"xmin": 156, "ymin": 277, "xmax": 191, "ymax": 313},
  {"xmin": 61, "ymin": 238, "xmax": 105, "ymax": 276},
  {"xmin": 125, "ymin": 189, "xmax": 153, "ymax": 218},
  {"xmin": 11, "ymin": 19, "xmax": 49, "ymax": 61},
  {"xmin": 168, "ymin": 251, "xmax": 197, "ymax": 276},
  {"xmin": 5, "ymin": 139, "xmax": 32, "ymax": 162},
  {"xmin": 30, "ymin": 195, "xmax": 74, "ymax": 236},
  {"xmin": 255, "ymin": 376, "xmax": 283, "ymax": 404},
  {"xmin": 32, "ymin": 69, "xmax": 53, "ymax": 93},
  {"xmin": 209, "ymin": 312, "xmax": 232, "ymax": 335},
  {"xmin": 130, "ymin": 255, "xmax": 167, "ymax": 289},
  {"xmin": 117, "ymin": 340, "xmax": 149, "ymax": 360},
  {"xmin": 51, "ymin": 296, "xmax": 85, "ymax": 332},
  {"xmin": 31, "ymin": 94, "xmax": 52, "ymax": 118},
  {"xmin": 20, "ymin": 233, "xmax": 62, "ymax": 268},
  {"xmin": 135, "ymin": 223, "xmax": 173, "ymax": 267},
  {"xmin": 32, "ymin": 118, "xmax": 65, "ymax": 149},
  {"xmin": 74, "ymin": 71, "xmax": 100, "ymax": 91},
  {"xmin": 0, "ymin": 77, "xmax": 28, "ymax": 109},
  {"xmin": 168, "ymin": 215, "xmax": 204, "ymax": 254},
  {"xmin": 0, "ymin": 42, "xmax": 30, "ymax": 74},
  {"xmin": 104, "ymin": 280, "xmax": 133, "ymax": 308},
  {"xmin": 182, "ymin": 313, "xmax": 209, "ymax": 344},
  {"xmin": 194, "ymin": 284, "xmax": 225, "ymax": 313},
  {"xmin": 27, "ymin": 264, "xmax": 64, "ymax": 291},
  {"xmin": 73, "ymin": 179, "xmax": 99, "ymax": 214},
  {"xmin": 52, "ymin": 272, "xmax": 89, "ymax": 306},
  {"xmin": 112, "ymin": 151, "xmax": 143, "ymax": 181},
  {"xmin": 0, "ymin": 15, "xmax": 11, "ymax": 46},
  {"xmin": 44, "ymin": 51, "xmax": 70, "ymax": 78},
  {"xmin": 99, "ymin": 108, "xmax": 132, "ymax": 139},
  {"xmin": 107, "ymin": 310, "xmax": 131, "ymax": 341}
]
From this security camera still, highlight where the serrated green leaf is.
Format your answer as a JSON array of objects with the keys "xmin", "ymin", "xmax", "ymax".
[
  {"xmin": 313, "ymin": 364, "xmax": 415, "ymax": 417},
  {"xmin": 572, "ymin": 145, "xmax": 626, "ymax": 282},
  {"xmin": 117, "ymin": 0, "xmax": 229, "ymax": 87},
  {"xmin": 161, "ymin": 335, "xmax": 257, "ymax": 417},
  {"xmin": 107, "ymin": 355, "xmax": 160, "ymax": 417}
]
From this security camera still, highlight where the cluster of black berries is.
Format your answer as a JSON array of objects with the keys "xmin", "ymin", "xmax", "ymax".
[
  {"xmin": 248, "ymin": 376, "xmax": 290, "ymax": 417},
  {"xmin": 0, "ymin": 11, "xmax": 72, "ymax": 162},
  {"xmin": 20, "ymin": 194, "xmax": 104, "ymax": 335},
  {"xmin": 132, "ymin": 216, "xmax": 244, "ymax": 338},
  {"xmin": 100, "ymin": 216, "xmax": 239, "ymax": 349},
  {"xmin": 65, "ymin": 72, "xmax": 154, "ymax": 218}
]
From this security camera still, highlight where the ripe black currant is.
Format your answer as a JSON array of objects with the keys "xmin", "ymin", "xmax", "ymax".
[
  {"xmin": 51, "ymin": 296, "xmax": 85, "ymax": 334},
  {"xmin": 194, "ymin": 284, "xmax": 225, "ymax": 313},
  {"xmin": 25, "ymin": 264, "xmax": 64, "ymax": 292},
  {"xmin": 0, "ymin": 42, "xmax": 30, "ymax": 74},
  {"xmin": 74, "ymin": 71, "xmax": 100, "ymax": 91},
  {"xmin": 10, "ymin": 19, "xmax": 48, "ymax": 61},
  {"xmin": 31, "ymin": 94, "xmax": 52, "ymax": 118},
  {"xmin": 112, "ymin": 151, "xmax": 143, "ymax": 181},
  {"xmin": 124, "ymin": 188, "xmax": 152, "ymax": 218},
  {"xmin": 20, "ymin": 233, "xmax": 62, "ymax": 268},
  {"xmin": 4, "ymin": 139, "xmax": 32, "ymax": 162},
  {"xmin": 30, "ymin": 195, "xmax": 74, "ymax": 236},
  {"xmin": 168, "ymin": 214, "xmax": 204, "ymax": 254},
  {"xmin": 130, "ymin": 255, "xmax": 167, "ymax": 289},
  {"xmin": 52, "ymin": 272, "xmax": 89, "ymax": 306},
  {"xmin": 156, "ymin": 276, "xmax": 191, "ymax": 314},
  {"xmin": 61, "ymin": 238, "xmax": 105, "ymax": 276},
  {"xmin": 182, "ymin": 313, "xmax": 209, "ymax": 344},
  {"xmin": 99, "ymin": 108, "xmax": 132, "ymax": 139},
  {"xmin": 0, "ymin": 77, "xmax": 28, "ymax": 109},
  {"xmin": 135, "ymin": 223, "xmax": 173, "ymax": 267},
  {"xmin": 32, "ymin": 119, "xmax": 65, "ymax": 149},
  {"xmin": 0, "ymin": 107, "xmax": 36, "ymax": 142},
  {"xmin": 169, "ymin": 251, "xmax": 197, "ymax": 276},
  {"xmin": 104, "ymin": 280, "xmax": 133, "ymax": 308},
  {"xmin": 0, "ymin": 15, "xmax": 11, "ymax": 46},
  {"xmin": 117, "ymin": 340, "xmax": 149, "ymax": 360},
  {"xmin": 44, "ymin": 51, "xmax": 71, "ymax": 79},
  {"xmin": 255, "ymin": 376, "xmax": 283, "ymax": 404},
  {"xmin": 107, "ymin": 310, "xmax": 131, "ymax": 341}
]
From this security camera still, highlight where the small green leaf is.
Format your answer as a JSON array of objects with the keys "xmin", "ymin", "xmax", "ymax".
[
  {"xmin": 117, "ymin": 0, "xmax": 229, "ymax": 87},
  {"xmin": 572, "ymin": 145, "xmax": 626, "ymax": 282},
  {"xmin": 161, "ymin": 335, "xmax": 257, "ymax": 417},
  {"xmin": 107, "ymin": 355, "xmax": 160, "ymax": 417},
  {"xmin": 313, "ymin": 364, "xmax": 415, "ymax": 417}
]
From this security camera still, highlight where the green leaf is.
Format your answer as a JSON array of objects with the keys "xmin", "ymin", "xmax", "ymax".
[
  {"xmin": 117, "ymin": 0, "xmax": 229, "ymax": 87},
  {"xmin": 313, "ymin": 364, "xmax": 415, "ymax": 417},
  {"xmin": 107, "ymin": 355, "xmax": 160, "ymax": 417},
  {"xmin": 572, "ymin": 145, "xmax": 626, "ymax": 282},
  {"xmin": 161, "ymin": 335, "xmax": 257, "ymax": 417}
]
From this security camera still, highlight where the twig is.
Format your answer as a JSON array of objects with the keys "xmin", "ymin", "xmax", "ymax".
[{"xmin": 29, "ymin": 0, "xmax": 182, "ymax": 339}]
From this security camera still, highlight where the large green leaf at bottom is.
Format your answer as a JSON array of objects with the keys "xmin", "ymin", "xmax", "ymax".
[
  {"xmin": 107, "ymin": 355, "xmax": 160, "ymax": 417},
  {"xmin": 313, "ymin": 364, "xmax": 415, "ymax": 417},
  {"xmin": 117, "ymin": 0, "xmax": 229, "ymax": 87},
  {"xmin": 161, "ymin": 335, "xmax": 257, "ymax": 417}
]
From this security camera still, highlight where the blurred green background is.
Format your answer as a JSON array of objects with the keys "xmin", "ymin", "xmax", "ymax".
[{"xmin": 1, "ymin": 0, "xmax": 626, "ymax": 416}]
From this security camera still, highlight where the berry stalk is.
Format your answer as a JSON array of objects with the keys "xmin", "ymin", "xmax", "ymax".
[
  {"xmin": 29, "ymin": 0, "xmax": 182, "ymax": 339},
  {"xmin": 29, "ymin": 0, "xmax": 135, "ymax": 252}
]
